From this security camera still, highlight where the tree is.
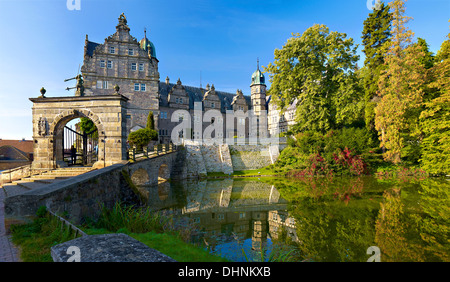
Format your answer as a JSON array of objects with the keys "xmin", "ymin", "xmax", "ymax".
[
  {"xmin": 374, "ymin": 0, "xmax": 427, "ymax": 164},
  {"xmin": 146, "ymin": 111, "xmax": 155, "ymax": 130},
  {"xmin": 79, "ymin": 117, "xmax": 98, "ymax": 139},
  {"xmin": 265, "ymin": 24, "xmax": 362, "ymax": 134},
  {"xmin": 360, "ymin": 1, "xmax": 392, "ymax": 131},
  {"xmin": 128, "ymin": 128, "xmax": 157, "ymax": 150},
  {"xmin": 419, "ymin": 30, "xmax": 450, "ymax": 175}
]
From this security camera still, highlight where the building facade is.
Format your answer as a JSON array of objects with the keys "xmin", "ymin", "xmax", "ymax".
[{"xmin": 81, "ymin": 14, "xmax": 295, "ymax": 144}]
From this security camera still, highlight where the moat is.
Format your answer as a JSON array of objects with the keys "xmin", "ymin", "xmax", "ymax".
[{"xmin": 141, "ymin": 176, "xmax": 449, "ymax": 262}]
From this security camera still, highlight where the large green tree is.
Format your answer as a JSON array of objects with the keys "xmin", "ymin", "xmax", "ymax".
[
  {"xmin": 265, "ymin": 24, "xmax": 363, "ymax": 133},
  {"xmin": 419, "ymin": 30, "xmax": 450, "ymax": 175},
  {"xmin": 374, "ymin": 0, "xmax": 427, "ymax": 164},
  {"xmin": 360, "ymin": 1, "xmax": 392, "ymax": 132}
]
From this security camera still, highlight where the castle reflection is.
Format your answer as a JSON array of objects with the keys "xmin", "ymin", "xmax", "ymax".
[{"xmin": 142, "ymin": 178, "xmax": 297, "ymax": 254}]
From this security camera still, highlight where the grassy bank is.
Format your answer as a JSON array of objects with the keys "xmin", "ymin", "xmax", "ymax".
[
  {"xmin": 10, "ymin": 207, "xmax": 82, "ymax": 262},
  {"xmin": 10, "ymin": 204, "xmax": 228, "ymax": 262}
]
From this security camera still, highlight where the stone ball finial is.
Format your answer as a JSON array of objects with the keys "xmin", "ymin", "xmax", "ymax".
[{"xmin": 39, "ymin": 87, "xmax": 46, "ymax": 98}]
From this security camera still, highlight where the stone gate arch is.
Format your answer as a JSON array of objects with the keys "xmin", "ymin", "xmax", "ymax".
[
  {"xmin": 30, "ymin": 94, "xmax": 129, "ymax": 170},
  {"xmin": 50, "ymin": 109, "xmax": 105, "ymax": 168}
]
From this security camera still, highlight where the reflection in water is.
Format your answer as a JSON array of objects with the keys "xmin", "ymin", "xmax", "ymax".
[{"xmin": 139, "ymin": 176, "xmax": 449, "ymax": 262}]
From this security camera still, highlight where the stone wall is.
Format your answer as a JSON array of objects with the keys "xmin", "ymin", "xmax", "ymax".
[
  {"xmin": 0, "ymin": 164, "xmax": 33, "ymax": 185},
  {"xmin": 229, "ymin": 145, "xmax": 273, "ymax": 171},
  {"xmin": 182, "ymin": 142, "xmax": 284, "ymax": 176},
  {"xmin": 4, "ymin": 152, "xmax": 179, "ymax": 224}
]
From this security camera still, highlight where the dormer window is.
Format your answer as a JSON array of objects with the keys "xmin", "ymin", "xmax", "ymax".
[
  {"xmin": 128, "ymin": 48, "xmax": 134, "ymax": 56},
  {"xmin": 109, "ymin": 46, "xmax": 115, "ymax": 54}
]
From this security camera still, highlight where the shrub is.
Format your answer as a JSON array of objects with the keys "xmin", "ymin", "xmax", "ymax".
[{"xmin": 128, "ymin": 128, "xmax": 158, "ymax": 150}]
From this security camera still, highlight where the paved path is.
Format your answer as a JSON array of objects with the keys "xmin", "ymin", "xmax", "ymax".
[{"xmin": 0, "ymin": 188, "xmax": 20, "ymax": 262}]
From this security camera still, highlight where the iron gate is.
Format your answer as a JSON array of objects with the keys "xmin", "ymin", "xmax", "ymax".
[{"xmin": 63, "ymin": 126, "xmax": 98, "ymax": 166}]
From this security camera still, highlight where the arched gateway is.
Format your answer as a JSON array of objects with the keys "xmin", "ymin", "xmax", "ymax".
[{"xmin": 30, "ymin": 92, "xmax": 129, "ymax": 170}]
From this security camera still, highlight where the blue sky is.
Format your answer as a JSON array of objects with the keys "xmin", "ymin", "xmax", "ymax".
[{"xmin": 0, "ymin": 0, "xmax": 448, "ymax": 140}]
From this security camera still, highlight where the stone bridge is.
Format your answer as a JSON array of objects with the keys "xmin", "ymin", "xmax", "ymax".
[{"xmin": 4, "ymin": 151, "xmax": 181, "ymax": 224}]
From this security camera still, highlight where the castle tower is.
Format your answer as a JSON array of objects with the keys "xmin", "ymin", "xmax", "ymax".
[
  {"xmin": 250, "ymin": 59, "xmax": 268, "ymax": 139},
  {"xmin": 250, "ymin": 59, "xmax": 266, "ymax": 114}
]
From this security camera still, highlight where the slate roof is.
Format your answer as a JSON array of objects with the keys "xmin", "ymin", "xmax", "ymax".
[
  {"xmin": 158, "ymin": 82, "xmax": 252, "ymax": 113},
  {"xmin": 86, "ymin": 41, "xmax": 100, "ymax": 57},
  {"xmin": 0, "ymin": 146, "xmax": 31, "ymax": 161}
]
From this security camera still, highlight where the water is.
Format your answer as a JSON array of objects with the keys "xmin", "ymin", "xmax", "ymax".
[{"xmin": 141, "ymin": 175, "xmax": 449, "ymax": 262}]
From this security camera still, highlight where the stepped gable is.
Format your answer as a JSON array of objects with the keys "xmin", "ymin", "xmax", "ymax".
[{"xmin": 158, "ymin": 82, "xmax": 252, "ymax": 113}]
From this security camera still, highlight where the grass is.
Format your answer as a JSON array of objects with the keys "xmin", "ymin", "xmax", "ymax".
[
  {"xmin": 205, "ymin": 166, "xmax": 279, "ymax": 178},
  {"xmin": 233, "ymin": 167, "xmax": 279, "ymax": 176},
  {"xmin": 10, "ymin": 207, "xmax": 82, "ymax": 262}
]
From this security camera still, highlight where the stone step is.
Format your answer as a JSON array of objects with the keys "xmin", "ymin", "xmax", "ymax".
[
  {"xmin": 19, "ymin": 177, "xmax": 53, "ymax": 184},
  {"xmin": 12, "ymin": 180, "xmax": 47, "ymax": 190},
  {"xmin": 29, "ymin": 175, "xmax": 70, "ymax": 180},
  {"xmin": 1, "ymin": 184, "xmax": 31, "ymax": 197},
  {"xmin": 42, "ymin": 171, "xmax": 87, "ymax": 177}
]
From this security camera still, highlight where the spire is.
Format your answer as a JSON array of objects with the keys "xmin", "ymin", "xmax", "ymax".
[
  {"xmin": 144, "ymin": 27, "xmax": 147, "ymax": 39},
  {"xmin": 257, "ymin": 57, "xmax": 259, "ymax": 71}
]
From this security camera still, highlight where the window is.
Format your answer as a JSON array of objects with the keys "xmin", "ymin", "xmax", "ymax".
[
  {"xmin": 211, "ymin": 102, "xmax": 215, "ymax": 108},
  {"xmin": 107, "ymin": 60, "xmax": 113, "ymax": 69},
  {"xmin": 179, "ymin": 98, "xmax": 183, "ymax": 104},
  {"xmin": 289, "ymin": 112, "xmax": 294, "ymax": 120},
  {"xmin": 139, "ymin": 63, "xmax": 144, "ymax": 71},
  {"xmin": 128, "ymin": 48, "xmax": 134, "ymax": 56},
  {"xmin": 134, "ymin": 83, "xmax": 140, "ymax": 91},
  {"xmin": 175, "ymin": 98, "xmax": 179, "ymax": 104},
  {"xmin": 140, "ymin": 84, "xmax": 146, "ymax": 91},
  {"xmin": 109, "ymin": 46, "xmax": 115, "ymax": 54},
  {"xmin": 160, "ymin": 112, "xmax": 168, "ymax": 119},
  {"xmin": 131, "ymin": 63, "xmax": 137, "ymax": 71},
  {"xmin": 97, "ymin": 81, "xmax": 108, "ymax": 89},
  {"xmin": 217, "ymin": 214, "xmax": 224, "ymax": 220},
  {"xmin": 100, "ymin": 60, "xmax": 105, "ymax": 68}
]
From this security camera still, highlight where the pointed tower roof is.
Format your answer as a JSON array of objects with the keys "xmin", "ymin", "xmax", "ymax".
[
  {"xmin": 251, "ymin": 58, "xmax": 265, "ymax": 86},
  {"xmin": 139, "ymin": 28, "xmax": 157, "ymax": 58}
]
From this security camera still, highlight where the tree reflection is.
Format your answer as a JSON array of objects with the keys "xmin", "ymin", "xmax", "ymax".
[
  {"xmin": 374, "ymin": 178, "xmax": 449, "ymax": 262},
  {"xmin": 272, "ymin": 176, "xmax": 449, "ymax": 262}
]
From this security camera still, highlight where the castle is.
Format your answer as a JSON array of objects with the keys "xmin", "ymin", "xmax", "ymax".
[{"xmin": 80, "ymin": 13, "xmax": 295, "ymax": 143}]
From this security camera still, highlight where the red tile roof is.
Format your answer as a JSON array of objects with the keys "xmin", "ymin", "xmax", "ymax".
[{"xmin": 0, "ymin": 139, "xmax": 33, "ymax": 153}]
